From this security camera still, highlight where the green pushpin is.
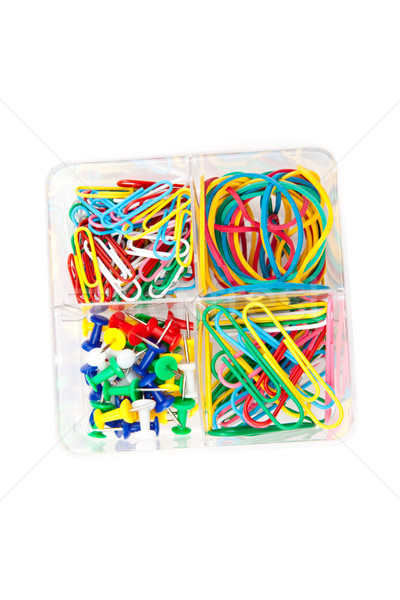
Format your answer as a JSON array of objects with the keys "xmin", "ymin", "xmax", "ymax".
[
  {"xmin": 89, "ymin": 400, "xmax": 116, "ymax": 412},
  {"xmin": 103, "ymin": 378, "xmax": 166, "ymax": 402},
  {"xmin": 103, "ymin": 378, "xmax": 142, "ymax": 402},
  {"xmin": 86, "ymin": 357, "xmax": 124, "ymax": 391},
  {"xmin": 155, "ymin": 356, "xmax": 181, "ymax": 381},
  {"xmin": 171, "ymin": 397, "xmax": 196, "ymax": 436},
  {"xmin": 88, "ymin": 430, "xmax": 107, "ymax": 439}
]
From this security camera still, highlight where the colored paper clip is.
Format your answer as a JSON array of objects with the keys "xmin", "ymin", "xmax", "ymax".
[
  {"xmin": 242, "ymin": 302, "xmax": 343, "ymax": 429},
  {"xmin": 83, "ymin": 240, "xmax": 141, "ymax": 302},
  {"xmin": 73, "ymin": 226, "xmax": 105, "ymax": 303},
  {"xmin": 202, "ymin": 305, "xmax": 305, "ymax": 430}
]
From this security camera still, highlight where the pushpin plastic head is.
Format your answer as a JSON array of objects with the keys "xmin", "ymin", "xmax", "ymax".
[
  {"xmin": 91, "ymin": 314, "xmax": 109, "ymax": 327},
  {"xmin": 155, "ymin": 355, "xmax": 179, "ymax": 381},
  {"xmin": 116, "ymin": 349, "xmax": 136, "ymax": 370},
  {"xmin": 103, "ymin": 328, "xmax": 126, "ymax": 351},
  {"xmin": 88, "ymin": 430, "xmax": 107, "ymax": 439},
  {"xmin": 120, "ymin": 399, "xmax": 136, "ymax": 423},
  {"xmin": 89, "ymin": 390, "xmax": 102, "ymax": 403},
  {"xmin": 82, "ymin": 318, "xmax": 93, "ymax": 337},
  {"xmin": 87, "ymin": 347, "xmax": 108, "ymax": 369},
  {"xmin": 80, "ymin": 363, "xmax": 97, "ymax": 376}
]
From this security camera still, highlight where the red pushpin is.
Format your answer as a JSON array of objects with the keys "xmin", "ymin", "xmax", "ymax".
[
  {"xmin": 165, "ymin": 310, "xmax": 194, "ymax": 332},
  {"xmin": 109, "ymin": 312, "xmax": 160, "ymax": 349},
  {"xmin": 146, "ymin": 317, "xmax": 181, "ymax": 352}
]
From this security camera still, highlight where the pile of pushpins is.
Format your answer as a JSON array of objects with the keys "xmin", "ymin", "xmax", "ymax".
[
  {"xmin": 81, "ymin": 308, "xmax": 197, "ymax": 440},
  {"xmin": 68, "ymin": 178, "xmax": 194, "ymax": 302}
]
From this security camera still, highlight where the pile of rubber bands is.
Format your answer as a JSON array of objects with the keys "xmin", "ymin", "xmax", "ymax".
[
  {"xmin": 199, "ymin": 299, "xmax": 343, "ymax": 435},
  {"xmin": 68, "ymin": 179, "xmax": 194, "ymax": 302},
  {"xmin": 199, "ymin": 166, "xmax": 333, "ymax": 296}
]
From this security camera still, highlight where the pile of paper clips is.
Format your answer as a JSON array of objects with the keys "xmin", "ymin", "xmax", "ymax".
[
  {"xmin": 199, "ymin": 297, "xmax": 343, "ymax": 436},
  {"xmin": 68, "ymin": 179, "xmax": 194, "ymax": 302},
  {"xmin": 199, "ymin": 166, "xmax": 334, "ymax": 296}
]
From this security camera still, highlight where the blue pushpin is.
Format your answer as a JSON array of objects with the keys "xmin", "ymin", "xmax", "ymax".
[
  {"xmin": 115, "ymin": 417, "xmax": 160, "ymax": 439},
  {"xmin": 133, "ymin": 341, "xmax": 166, "ymax": 376},
  {"xmin": 82, "ymin": 315, "xmax": 109, "ymax": 351},
  {"xmin": 89, "ymin": 389, "xmax": 102, "ymax": 403},
  {"xmin": 80, "ymin": 363, "xmax": 101, "ymax": 390},
  {"xmin": 140, "ymin": 372, "xmax": 175, "ymax": 413},
  {"xmin": 80, "ymin": 363, "xmax": 97, "ymax": 376}
]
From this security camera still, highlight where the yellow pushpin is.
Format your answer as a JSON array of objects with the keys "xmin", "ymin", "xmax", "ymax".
[
  {"xmin": 102, "ymin": 328, "xmax": 126, "ymax": 352},
  {"xmin": 82, "ymin": 317, "xmax": 109, "ymax": 337},
  {"xmin": 93, "ymin": 399, "xmax": 135, "ymax": 429}
]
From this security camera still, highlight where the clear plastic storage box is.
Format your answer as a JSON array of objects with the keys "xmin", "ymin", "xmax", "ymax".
[{"xmin": 48, "ymin": 148, "xmax": 353, "ymax": 453}]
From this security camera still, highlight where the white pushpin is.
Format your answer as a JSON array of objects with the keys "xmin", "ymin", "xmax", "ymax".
[
  {"xmin": 116, "ymin": 349, "xmax": 137, "ymax": 370},
  {"xmin": 87, "ymin": 347, "xmax": 109, "ymax": 371},
  {"xmin": 131, "ymin": 398, "xmax": 156, "ymax": 440},
  {"xmin": 178, "ymin": 362, "xmax": 197, "ymax": 400}
]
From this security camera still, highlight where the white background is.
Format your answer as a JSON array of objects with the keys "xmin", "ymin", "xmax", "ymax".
[{"xmin": 0, "ymin": 1, "xmax": 399, "ymax": 598}]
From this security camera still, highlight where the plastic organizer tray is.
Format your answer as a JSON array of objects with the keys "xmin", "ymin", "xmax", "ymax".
[{"xmin": 48, "ymin": 148, "xmax": 353, "ymax": 453}]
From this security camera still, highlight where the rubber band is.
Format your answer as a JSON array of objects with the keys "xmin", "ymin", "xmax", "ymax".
[{"xmin": 199, "ymin": 166, "xmax": 333, "ymax": 295}]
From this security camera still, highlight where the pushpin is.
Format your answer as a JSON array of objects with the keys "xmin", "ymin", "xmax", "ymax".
[
  {"xmin": 110, "ymin": 312, "xmax": 160, "ymax": 349},
  {"xmin": 130, "ymin": 398, "xmax": 156, "ymax": 440},
  {"xmin": 101, "ymin": 328, "xmax": 126, "ymax": 353},
  {"xmin": 89, "ymin": 408, "xmax": 121, "ymax": 428},
  {"xmin": 87, "ymin": 347, "xmax": 108, "ymax": 371},
  {"xmin": 114, "ymin": 417, "xmax": 160, "ymax": 439},
  {"xmin": 178, "ymin": 362, "xmax": 198, "ymax": 400},
  {"xmin": 80, "ymin": 363, "xmax": 97, "ymax": 377},
  {"xmin": 82, "ymin": 317, "xmax": 109, "ymax": 337},
  {"xmin": 171, "ymin": 397, "xmax": 196, "ymax": 435},
  {"xmin": 103, "ymin": 378, "xmax": 141, "ymax": 403},
  {"xmin": 80, "ymin": 363, "xmax": 101, "ymax": 391},
  {"xmin": 86, "ymin": 356, "xmax": 124, "ymax": 391},
  {"xmin": 146, "ymin": 318, "xmax": 182, "ymax": 352},
  {"xmin": 82, "ymin": 315, "xmax": 109, "ymax": 351},
  {"xmin": 158, "ymin": 353, "xmax": 183, "ymax": 393},
  {"xmin": 103, "ymin": 378, "xmax": 167, "ymax": 403},
  {"xmin": 134, "ymin": 343, "xmax": 166, "ymax": 376},
  {"xmin": 93, "ymin": 398, "xmax": 136, "ymax": 429},
  {"xmin": 82, "ymin": 318, "xmax": 93, "ymax": 337},
  {"xmin": 89, "ymin": 400, "xmax": 116, "ymax": 412},
  {"xmin": 140, "ymin": 372, "xmax": 175, "ymax": 412},
  {"xmin": 116, "ymin": 349, "xmax": 137, "ymax": 370},
  {"xmin": 155, "ymin": 355, "xmax": 181, "ymax": 381},
  {"xmin": 165, "ymin": 310, "xmax": 194, "ymax": 332},
  {"xmin": 89, "ymin": 389, "xmax": 102, "ymax": 403},
  {"xmin": 88, "ymin": 430, "xmax": 107, "ymax": 439}
]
